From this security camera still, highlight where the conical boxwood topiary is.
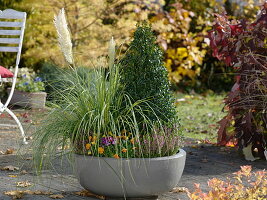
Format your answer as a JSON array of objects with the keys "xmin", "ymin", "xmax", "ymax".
[{"xmin": 121, "ymin": 22, "xmax": 177, "ymax": 127}]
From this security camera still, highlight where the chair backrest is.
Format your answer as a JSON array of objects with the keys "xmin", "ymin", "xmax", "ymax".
[
  {"xmin": 0, "ymin": 9, "xmax": 26, "ymax": 111},
  {"xmin": 0, "ymin": 9, "xmax": 26, "ymax": 67}
]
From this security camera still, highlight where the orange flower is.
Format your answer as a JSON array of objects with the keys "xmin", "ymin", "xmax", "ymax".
[
  {"xmin": 130, "ymin": 138, "xmax": 135, "ymax": 144},
  {"xmin": 85, "ymin": 143, "xmax": 91, "ymax": 150},
  {"xmin": 98, "ymin": 147, "xmax": 104, "ymax": 154},
  {"xmin": 113, "ymin": 154, "xmax": 120, "ymax": 159},
  {"xmin": 122, "ymin": 148, "xmax": 127, "ymax": 153},
  {"xmin": 89, "ymin": 136, "xmax": 97, "ymax": 142}
]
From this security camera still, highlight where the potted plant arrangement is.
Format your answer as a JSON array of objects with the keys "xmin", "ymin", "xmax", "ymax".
[
  {"xmin": 7, "ymin": 68, "xmax": 46, "ymax": 109},
  {"xmin": 33, "ymin": 9, "xmax": 186, "ymax": 198}
]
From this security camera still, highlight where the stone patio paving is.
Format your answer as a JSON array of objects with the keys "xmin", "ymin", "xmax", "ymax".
[{"xmin": 0, "ymin": 108, "xmax": 266, "ymax": 200}]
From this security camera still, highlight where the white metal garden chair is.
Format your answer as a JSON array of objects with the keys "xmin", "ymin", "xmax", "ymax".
[{"xmin": 0, "ymin": 9, "xmax": 27, "ymax": 144}]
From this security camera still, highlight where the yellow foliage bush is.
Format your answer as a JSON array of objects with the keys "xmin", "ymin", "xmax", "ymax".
[
  {"xmin": 188, "ymin": 166, "xmax": 267, "ymax": 200},
  {"xmin": 3, "ymin": 0, "xmax": 261, "ymax": 89}
]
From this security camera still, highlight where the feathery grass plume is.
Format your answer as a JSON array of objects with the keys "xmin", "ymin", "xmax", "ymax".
[
  {"xmin": 108, "ymin": 37, "xmax": 116, "ymax": 69},
  {"xmin": 54, "ymin": 8, "xmax": 74, "ymax": 66}
]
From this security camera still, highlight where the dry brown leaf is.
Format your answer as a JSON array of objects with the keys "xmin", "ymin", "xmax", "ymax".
[
  {"xmin": 36, "ymin": 191, "xmax": 53, "ymax": 195},
  {"xmin": 74, "ymin": 190, "xmax": 105, "ymax": 199},
  {"xmin": 23, "ymin": 190, "xmax": 35, "ymax": 195},
  {"xmin": 20, "ymin": 170, "xmax": 28, "ymax": 175},
  {"xmin": 5, "ymin": 148, "xmax": 14, "ymax": 154},
  {"xmin": 16, "ymin": 181, "xmax": 32, "ymax": 187},
  {"xmin": 1, "ymin": 165, "xmax": 19, "ymax": 171},
  {"xmin": 171, "ymin": 187, "xmax": 188, "ymax": 193},
  {"xmin": 50, "ymin": 194, "xmax": 64, "ymax": 199},
  {"xmin": 4, "ymin": 190, "xmax": 24, "ymax": 199},
  {"xmin": 24, "ymin": 190, "xmax": 52, "ymax": 195}
]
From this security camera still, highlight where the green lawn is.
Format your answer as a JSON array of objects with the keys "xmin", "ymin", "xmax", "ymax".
[{"xmin": 175, "ymin": 93, "xmax": 226, "ymax": 143}]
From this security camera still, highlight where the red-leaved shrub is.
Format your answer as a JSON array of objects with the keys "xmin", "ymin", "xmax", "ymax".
[{"xmin": 208, "ymin": 2, "xmax": 267, "ymax": 160}]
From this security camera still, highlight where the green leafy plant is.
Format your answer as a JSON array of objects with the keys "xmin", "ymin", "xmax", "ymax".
[
  {"xmin": 121, "ymin": 22, "xmax": 178, "ymax": 127},
  {"xmin": 187, "ymin": 165, "xmax": 267, "ymax": 200}
]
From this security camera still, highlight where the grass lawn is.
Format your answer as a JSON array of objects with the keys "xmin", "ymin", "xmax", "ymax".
[{"xmin": 175, "ymin": 93, "xmax": 226, "ymax": 143}]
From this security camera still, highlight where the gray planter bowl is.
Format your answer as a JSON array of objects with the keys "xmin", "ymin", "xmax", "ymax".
[
  {"xmin": 7, "ymin": 88, "xmax": 47, "ymax": 109},
  {"xmin": 75, "ymin": 149, "xmax": 186, "ymax": 198}
]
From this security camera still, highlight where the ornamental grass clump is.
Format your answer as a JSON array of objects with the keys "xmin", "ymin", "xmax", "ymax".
[
  {"xmin": 33, "ymin": 9, "xmax": 182, "ymax": 171},
  {"xmin": 208, "ymin": 2, "xmax": 267, "ymax": 160}
]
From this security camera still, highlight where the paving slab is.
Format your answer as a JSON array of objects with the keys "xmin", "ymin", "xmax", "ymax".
[{"xmin": 0, "ymin": 108, "xmax": 266, "ymax": 200}]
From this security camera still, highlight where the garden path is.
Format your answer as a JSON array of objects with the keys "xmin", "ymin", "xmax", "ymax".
[{"xmin": 0, "ymin": 109, "xmax": 266, "ymax": 200}]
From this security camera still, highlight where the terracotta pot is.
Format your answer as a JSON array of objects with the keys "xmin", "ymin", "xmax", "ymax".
[
  {"xmin": 7, "ymin": 88, "xmax": 47, "ymax": 109},
  {"xmin": 75, "ymin": 149, "xmax": 186, "ymax": 198}
]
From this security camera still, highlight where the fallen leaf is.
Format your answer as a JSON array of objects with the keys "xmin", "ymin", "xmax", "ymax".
[
  {"xmin": 50, "ymin": 194, "xmax": 64, "ymax": 199},
  {"xmin": 242, "ymin": 144, "xmax": 259, "ymax": 161},
  {"xmin": 20, "ymin": 170, "xmax": 28, "ymax": 175},
  {"xmin": 22, "ymin": 113, "xmax": 29, "ymax": 118},
  {"xmin": 5, "ymin": 148, "xmax": 14, "ymax": 154},
  {"xmin": 26, "ymin": 136, "xmax": 33, "ymax": 140},
  {"xmin": 4, "ymin": 190, "xmax": 24, "ymax": 199},
  {"xmin": 1, "ymin": 165, "xmax": 19, "ymax": 171},
  {"xmin": 171, "ymin": 187, "xmax": 188, "ymax": 193},
  {"xmin": 24, "ymin": 190, "xmax": 52, "ymax": 195},
  {"xmin": 201, "ymin": 158, "xmax": 208, "ymax": 163},
  {"xmin": 16, "ymin": 181, "xmax": 32, "ymax": 187},
  {"xmin": 200, "ymin": 130, "xmax": 208, "ymax": 134},
  {"xmin": 8, "ymin": 175, "xmax": 18, "ymax": 178},
  {"xmin": 75, "ymin": 190, "xmax": 105, "ymax": 199}
]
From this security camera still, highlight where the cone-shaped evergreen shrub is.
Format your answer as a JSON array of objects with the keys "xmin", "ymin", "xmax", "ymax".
[{"xmin": 121, "ymin": 22, "xmax": 177, "ymax": 126}]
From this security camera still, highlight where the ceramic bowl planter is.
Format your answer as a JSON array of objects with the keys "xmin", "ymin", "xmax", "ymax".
[
  {"xmin": 7, "ymin": 88, "xmax": 47, "ymax": 109},
  {"xmin": 75, "ymin": 149, "xmax": 186, "ymax": 198}
]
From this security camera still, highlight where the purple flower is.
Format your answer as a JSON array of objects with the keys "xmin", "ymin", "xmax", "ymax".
[
  {"xmin": 101, "ymin": 136, "xmax": 116, "ymax": 146},
  {"xmin": 34, "ymin": 77, "xmax": 42, "ymax": 82},
  {"xmin": 22, "ymin": 74, "xmax": 27, "ymax": 79},
  {"xmin": 23, "ymin": 82, "xmax": 29, "ymax": 86}
]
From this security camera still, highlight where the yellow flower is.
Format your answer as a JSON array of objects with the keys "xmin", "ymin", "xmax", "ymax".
[
  {"xmin": 108, "ymin": 131, "xmax": 113, "ymax": 136},
  {"xmin": 121, "ymin": 129, "xmax": 127, "ymax": 134},
  {"xmin": 88, "ymin": 151, "xmax": 92, "ymax": 155},
  {"xmin": 113, "ymin": 154, "xmax": 120, "ymax": 159},
  {"xmin": 91, "ymin": 142, "xmax": 96, "ymax": 145},
  {"xmin": 122, "ymin": 136, "xmax": 128, "ymax": 140},
  {"xmin": 92, "ymin": 136, "xmax": 97, "ymax": 142},
  {"xmin": 130, "ymin": 138, "xmax": 135, "ymax": 144},
  {"xmin": 85, "ymin": 143, "xmax": 91, "ymax": 150},
  {"xmin": 122, "ymin": 148, "xmax": 127, "ymax": 153},
  {"xmin": 98, "ymin": 147, "xmax": 104, "ymax": 154}
]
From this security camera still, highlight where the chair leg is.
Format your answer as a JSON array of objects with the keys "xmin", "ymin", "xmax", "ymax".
[{"xmin": 5, "ymin": 108, "xmax": 28, "ymax": 144}]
